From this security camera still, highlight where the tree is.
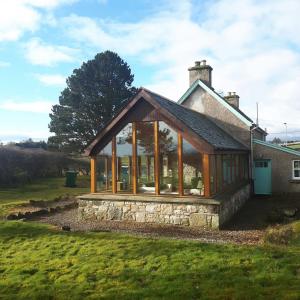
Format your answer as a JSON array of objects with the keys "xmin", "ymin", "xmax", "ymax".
[
  {"xmin": 48, "ymin": 51, "xmax": 136, "ymax": 153},
  {"xmin": 271, "ymin": 137, "xmax": 282, "ymax": 144},
  {"xmin": 16, "ymin": 138, "xmax": 47, "ymax": 150}
]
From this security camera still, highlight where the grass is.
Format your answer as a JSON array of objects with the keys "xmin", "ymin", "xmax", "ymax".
[
  {"xmin": 0, "ymin": 221, "xmax": 299, "ymax": 300},
  {"xmin": 0, "ymin": 179, "xmax": 300, "ymax": 299},
  {"xmin": 0, "ymin": 177, "xmax": 89, "ymax": 217}
]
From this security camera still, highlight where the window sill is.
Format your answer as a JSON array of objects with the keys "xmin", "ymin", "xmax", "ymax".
[{"xmin": 289, "ymin": 179, "xmax": 300, "ymax": 183}]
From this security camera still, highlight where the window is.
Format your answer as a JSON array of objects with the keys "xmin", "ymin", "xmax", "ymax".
[
  {"xmin": 292, "ymin": 160, "xmax": 300, "ymax": 180},
  {"xmin": 182, "ymin": 138, "xmax": 203, "ymax": 196},
  {"xmin": 136, "ymin": 122, "xmax": 155, "ymax": 193},
  {"xmin": 97, "ymin": 142, "xmax": 112, "ymax": 191},
  {"xmin": 116, "ymin": 123, "xmax": 133, "ymax": 192},
  {"xmin": 159, "ymin": 122, "xmax": 178, "ymax": 194}
]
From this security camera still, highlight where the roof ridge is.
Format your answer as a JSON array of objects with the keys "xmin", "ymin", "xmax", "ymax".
[{"xmin": 141, "ymin": 86, "xmax": 211, "ymax": 118}]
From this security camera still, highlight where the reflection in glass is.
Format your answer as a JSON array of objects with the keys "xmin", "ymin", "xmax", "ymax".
[
  {"xmin": 116, "ymin": 123, "xmax": 133, "ymax": 192},
  {"xmin": 97, "ymin": 142, "xmax": 112, "ymax": 191},
  {"xmin": 159, "ymin": 122, "xmax": 178, "ymax": 194},
  {"xmin": 182, "ymin": 139, "xmax": 204, "ymax": 195},
  {"xmin": 136, "ymin": 122, "xmax": 155, "ymax": 193}
]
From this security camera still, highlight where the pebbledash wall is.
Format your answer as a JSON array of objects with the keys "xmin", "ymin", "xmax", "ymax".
[{"xmin": 78, "ymin": 184, "xmax": 250, "ymax": 229}]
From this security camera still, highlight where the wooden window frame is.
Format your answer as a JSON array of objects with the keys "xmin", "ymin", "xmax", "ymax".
[
  {"xmin": 178, "ymin": 133, "xmax": 184, "ymax": 196},
  {"xmin": 92, "ymin": 121, "xmax": 215, "ymax": 198},
  {"xmin": 154, "ymin": 121, "xmax": 160, "ymax": 195},
  {"xmin": 90, "ymin": 156, "xmax": 97, "ymax": 193}
]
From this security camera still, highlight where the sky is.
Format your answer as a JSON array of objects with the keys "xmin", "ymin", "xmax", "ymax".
[{"xmin": 0, "ymin": 0, "xmax": 300, "ymax": 143}]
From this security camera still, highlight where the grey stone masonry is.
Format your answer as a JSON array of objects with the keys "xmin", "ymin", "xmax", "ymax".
[
  {"xmin": 78, "ymin": 184, "xmax": 251, "ymax": 229},
  {"xmin": 78, "ymin": 199, "xmax": 220, "ymax": 228}
]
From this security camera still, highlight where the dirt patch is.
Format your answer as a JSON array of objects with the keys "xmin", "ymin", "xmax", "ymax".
[
  {"xmin": 35, "ymin": 208, "xmax": 263, "ymax": 245},
  {"xmin": 6, "ymin": 198, "xmax": 77, "ymax": 220},
  {"xmin": 223, "ymin": 194, "xmax": 300, "ymax": 230}
]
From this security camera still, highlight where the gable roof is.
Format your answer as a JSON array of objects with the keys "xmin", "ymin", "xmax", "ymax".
[
  {"xmin": 178, "ymin": 79, "xmax": 253, "ymax": 126},
  {"xmin": 85, "ymin": 88, "xmax": 248, "ymax": 156},
  {"xmin": 143, "ymin": 88, "xmax": 248, "ymax": 151},
  {"xmin": 254, "ymin": 139, "xmax": 300, "ymax": 156}
]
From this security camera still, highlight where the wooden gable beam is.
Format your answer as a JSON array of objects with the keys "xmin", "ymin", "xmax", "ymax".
[
  {"xmin": 140, "ymin": 90, "xmax": 214, "ymax": 154},
  {"xmin": 85, "ymin": 89, "xmax": 146, "ymax": 156},
  {"xmin": 86, "ymin": 88, "xmax": 217, "ymax": 158}
]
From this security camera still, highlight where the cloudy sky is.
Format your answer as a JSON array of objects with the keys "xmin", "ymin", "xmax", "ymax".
[{"xmin": 0, "ymin": 0, "xmax": 299, "ymax": 143}]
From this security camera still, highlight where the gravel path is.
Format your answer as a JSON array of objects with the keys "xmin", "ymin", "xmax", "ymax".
[{"xmin": 36, "ymin": 208, "xmax": 264, "ymax": 245}]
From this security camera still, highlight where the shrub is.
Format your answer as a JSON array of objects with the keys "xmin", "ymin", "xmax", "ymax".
[
  {"xmin": 0, "ymin": 146, "xmax": 89, "ymax": 186},
  {"xmin": 264, "ymin": 225, "xmax": 294, "ymax": 245}
]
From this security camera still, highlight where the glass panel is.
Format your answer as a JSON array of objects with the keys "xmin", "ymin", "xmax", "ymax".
[
  {"xmin": 182, "ymin": 138, "xmax": 204, "ymax": 196},
  {"xmin": 210, "ymin": 155, "xmax": 216, "ymax": 195},
  {"xmin": 222, "ymin": 155, "xmax": 232, "ymax": 187},
  {"xmin": 235, "ymin": 155, "xmax": 239, "ymax": 183},
  {"xmin": 295, "ymin": 170, "xmax": 300, "ymax": 178},
  {"xmin": 97, "ymin": 142, "xmax": 112, "ymax": 191},
  {"xmin": 216, "ymin": 155, "xmax": 222, "ymax": 193},
  {"xmin": 136, "ymin": 122, "xmax": 155, "ymax": 193},
  {"xmin": 294, "ymin": 161, "xmax": 300, "ymax": 169},
  {"xmin": 116, "ymin": 123, "xmax": 133, "ymax": 193},
  {"xmin": 159, "ymin": 122, "xmax": 178, "ymax": 194}
]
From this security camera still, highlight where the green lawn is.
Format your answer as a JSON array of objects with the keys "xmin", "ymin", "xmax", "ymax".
[
  {"xmin": 0, "ymin": 221, "xmax": 299, "ymax": 300},
  {"xmin": 0, "ymin": 178, "xmax": 300, "ymax": 299},
  {"xmin": 0, "ymin": 177, "xmax": 89, "ymax": 217}
]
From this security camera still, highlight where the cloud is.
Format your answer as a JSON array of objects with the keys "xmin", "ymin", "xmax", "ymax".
[
  {"xmin": 0, "ymin": 61, "xmax": 10, "ymax": 67},
  {"xmin": 0, "ymin": 100, "xmax": 53, "ymax": 113},
  {"xmin": 0, "ymin": 0, "xmax": 77, "ymax": 42},
  {"xmin": 25, "ymin": 38, "xmax": 77, "ymax": 66},
  {"xmin": 62, "ymin": 0, "xmax": 300, "ymax": 134},
  {"xmin": 35, "ymin": 73, "xmax": 66, "ymax": 86}
]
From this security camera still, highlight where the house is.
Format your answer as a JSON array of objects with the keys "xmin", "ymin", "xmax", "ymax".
[
  {"xmin": 253, "ymin": 140, "xmax": 300, "ymax": 194},
  {"xmin": 78, "ymin": 60, "xmax": 299, "ymax": 229}
]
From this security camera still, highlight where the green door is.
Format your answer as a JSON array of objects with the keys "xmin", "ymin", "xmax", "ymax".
[{"xmin": 254, "ymin": 159, "xmax": 272, "ymax": 195}]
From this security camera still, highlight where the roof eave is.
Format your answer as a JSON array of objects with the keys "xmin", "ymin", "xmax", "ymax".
[{"xmin": 254, "ymin": 139, "xmax": 300, "ymax": 156}]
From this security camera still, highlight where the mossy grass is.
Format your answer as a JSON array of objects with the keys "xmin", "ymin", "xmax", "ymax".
[
  {"xmin": 0, "ymin": 221, "xmax": 300, "ymax": 299},
  {"xmin": 0, "ymin": 177, "xmax": 89, "ymax": 217}
]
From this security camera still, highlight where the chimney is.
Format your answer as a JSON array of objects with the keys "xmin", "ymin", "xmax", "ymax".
[
  {"xmin": 188, "ymin": 60, "xmax": 213, "ymax": 87},
  {"xmin": 224, "ymin": 92, "xmax": 240, "ymax": 108}
]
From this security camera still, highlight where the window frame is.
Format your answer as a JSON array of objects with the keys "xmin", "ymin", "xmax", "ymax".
[{"xmin": 292, "ymin": 160, "xmax": 300, "ymax": 180}]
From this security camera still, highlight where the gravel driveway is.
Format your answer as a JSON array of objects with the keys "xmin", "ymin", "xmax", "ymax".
[{"xmin": 36, "ymin": 208, "xmax": 264, "ymax": 245}]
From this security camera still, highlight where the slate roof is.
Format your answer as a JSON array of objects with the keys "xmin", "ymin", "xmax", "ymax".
[{"xmin": 142, "ymin": 88, "xmax": 248, "ymax": 151}]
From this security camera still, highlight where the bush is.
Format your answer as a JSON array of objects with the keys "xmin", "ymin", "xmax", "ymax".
[
  {"xmin": 0, "ymin": 146, "xmax": 89, "ymax": 186},
  {"xmin": 264, "ymin": 225, "xmax": 294, "ymax": 245}
]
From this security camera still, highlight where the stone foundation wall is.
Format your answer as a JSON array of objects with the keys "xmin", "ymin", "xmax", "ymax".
[
  {"xmin": 78, "ymin": 184, "xmax": 251, "ymax": 229},
  {"xmin": 78, "ymin": 200, "xmax": 220, "ymax": 228},
  {"xmin": 219, "ymin": 183, "xmax": 251, "ymax": 226}
]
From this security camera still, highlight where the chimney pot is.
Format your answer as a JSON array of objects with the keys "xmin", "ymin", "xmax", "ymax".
[
  {"xmin": 188, "ymin": 59, "xmax": 213, "ymax": 87},
  {"xmin": 224, "ymin": 91, "xmax": 240, "ymax": 108}
]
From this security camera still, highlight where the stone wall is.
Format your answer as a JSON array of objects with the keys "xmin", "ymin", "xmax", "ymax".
[
  {"xmin": 78, "ymin": 199, "xmax": 220, "ymax": 229},
  {"xmin": 219, "ymin": 184, "xmax": 251, "ymax": 226},
  {"xmin": 78, "ymin": 184, "xmax": 251, "ymax": 229}
]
